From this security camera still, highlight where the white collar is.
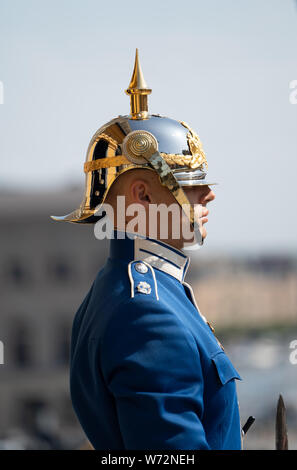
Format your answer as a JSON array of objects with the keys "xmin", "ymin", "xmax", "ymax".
[{"xmin": 134, "ymin": 236, "xmax": 190, "ymax": 283}]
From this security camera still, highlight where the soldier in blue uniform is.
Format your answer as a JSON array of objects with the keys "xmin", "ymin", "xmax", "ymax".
[{"xmin": 52, "ymin": 50, "xmax": 242, "ymax": 450}]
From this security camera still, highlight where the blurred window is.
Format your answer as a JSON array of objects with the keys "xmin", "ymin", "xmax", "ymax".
[
  {"xmin": 4, "ymin": 258, "xmax": 29, "ymax": 285},
  {"xmin": 55, "ymin": 319, "xmax": 71, "ymax": 366},
  {"xmin": 47, "ymin": 256, "xmax": 74, "ymax": 283},
  {"xmin": 12, "ymin": 322, "xmax": 32, "ymax": 368},
  {"xmin": 19, "ymin": 398, "xmax": 47, "ymax": 431}
]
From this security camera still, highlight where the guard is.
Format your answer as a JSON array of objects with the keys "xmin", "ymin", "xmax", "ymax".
[{"xmin": 51, "ymin": 50, "xmax": 243, "ymax": 450}]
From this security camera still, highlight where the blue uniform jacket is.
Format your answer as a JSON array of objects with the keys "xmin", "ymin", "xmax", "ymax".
[{"xmin": 70, "ymin": 230, "xmax": 242, "ymax": 450}]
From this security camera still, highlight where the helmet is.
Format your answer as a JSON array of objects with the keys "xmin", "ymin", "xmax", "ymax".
[{"xmin": 51, "ymin": 49, "xmax": 216, "ymax": 245}]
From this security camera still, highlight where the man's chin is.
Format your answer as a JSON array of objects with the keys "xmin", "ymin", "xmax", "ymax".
[{"xmin": 182, "ymin": 228, "xmax": 207, "ymax": 251}]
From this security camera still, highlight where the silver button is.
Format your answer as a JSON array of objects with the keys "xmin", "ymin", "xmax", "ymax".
[
  {"xmin": 135, "ymin": 262, "xmax": 148, "ymax": 274},
  {"xmin": 136, "ymin": 281, "xmax": 151, "ymax": 295}
]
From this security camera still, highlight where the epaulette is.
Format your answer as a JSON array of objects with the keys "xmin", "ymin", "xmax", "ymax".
[{"xmin": 127, "ymin": 260, "xmax": 159, "ymax": 300}]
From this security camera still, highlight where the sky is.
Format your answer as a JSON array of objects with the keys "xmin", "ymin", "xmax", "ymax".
[{"xmin": 0, "ymin": 0, "xmax": 297, "ymax": 254}]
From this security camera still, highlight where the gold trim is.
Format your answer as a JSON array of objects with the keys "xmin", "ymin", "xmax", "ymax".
[
  {"xmin": 180, "ymin": 121, "xmax": 208, "ymax": 171},
  {"xmin": 96, "ymin": 133, "xmax": 118, "ymax": 150},
  {"xmin": 162, "ymin": 153, "xmax": 204, "ymax": 170},
  {"xmin": 84, "ymin": 156, "xmax": 130, "ymax": 172},
  {"xmin": 83, "ymin": 152, "xmax": 207, "ymax": 173}
]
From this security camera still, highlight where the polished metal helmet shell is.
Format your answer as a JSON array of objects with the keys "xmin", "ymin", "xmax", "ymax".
[
  {"xmin": 51, "ymin": 114, "xmax": 215, "ymax": 223},
  {"xmin": 51, "ymin": 49, "xmax": 216, "ymax": 231}
]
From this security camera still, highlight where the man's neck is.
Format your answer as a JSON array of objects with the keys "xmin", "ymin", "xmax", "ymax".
[{"xmin": 113, "ymin": 227, "xmax": 186, "ymax": 254}]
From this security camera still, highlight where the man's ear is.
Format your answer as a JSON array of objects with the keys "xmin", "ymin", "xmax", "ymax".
[{"xmin": 130, "ymin": 179, "xmax": 152, "ymax": 204}]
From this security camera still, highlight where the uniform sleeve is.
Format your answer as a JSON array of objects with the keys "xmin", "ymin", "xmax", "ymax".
[{"xmin": 100, "ymin": 297, "xmax": 210, "ymax": 450}]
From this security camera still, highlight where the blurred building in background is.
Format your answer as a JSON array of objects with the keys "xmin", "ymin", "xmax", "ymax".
[
  {"xmin": 0, "ymin": 188, "xmax": 108, "ymax": 448},
  {"xmin": 190, "ymin": 255, "xmax": 297, "ymax": 331},
  {"xmin": 0, "ymin": 188, "xmax": 296, "ymax": 449}
]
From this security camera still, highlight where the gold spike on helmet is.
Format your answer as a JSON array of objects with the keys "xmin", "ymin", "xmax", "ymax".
[{"xmin": 51, "ymin": 49, "xmax": 216, "ymax": 245}]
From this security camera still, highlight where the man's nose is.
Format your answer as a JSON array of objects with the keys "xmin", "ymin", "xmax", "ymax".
[{"xmin": 204, "ymin": 189, "xmax": 216, "ymax": 203}]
